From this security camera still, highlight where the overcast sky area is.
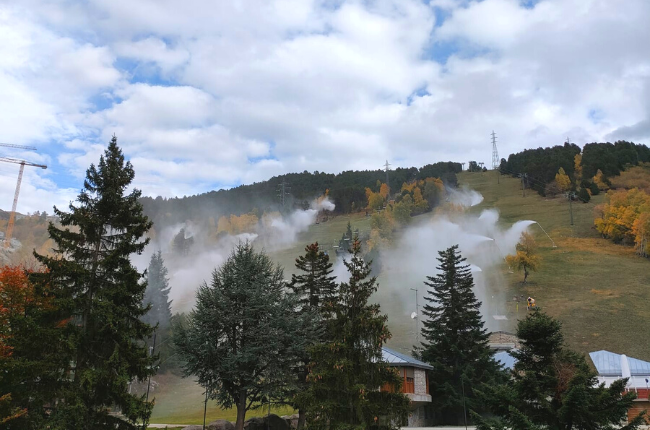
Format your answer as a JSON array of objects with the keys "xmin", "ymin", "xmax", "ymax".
[{"xmin": 1, "ymin": 0, "xmax": 649, "ymax": 213}]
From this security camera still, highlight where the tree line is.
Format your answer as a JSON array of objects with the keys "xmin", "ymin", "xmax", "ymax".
[
  {"xmin": 500, "ymin": 140, "xmax": 650, "ymax": 197},
  {"xmin": 140, "ymin": 162, "xmax": 461, "ymax": 232},
  {"xmin": 0, "ymin": 136, "xmax": 644, "ymax": 429}
]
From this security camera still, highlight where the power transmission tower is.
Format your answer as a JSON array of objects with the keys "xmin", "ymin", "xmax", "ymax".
[
  {"xmin": 461, "ymin": 162, "xmax": 466, "ymax": 171},
  {"xmin": 277, "ymin": 179, "xmax": 291, "ymax": 207},
  {"xmin": 383, "ymin": 160, "xmax": 391, "ymax": 188},
  {"xmin": 491, "ymin": 130, "xmax": 499, "ymax": 170},
  {"xmin": 0, "ymin": 143, "xmax": 46, "ymax": 248}
]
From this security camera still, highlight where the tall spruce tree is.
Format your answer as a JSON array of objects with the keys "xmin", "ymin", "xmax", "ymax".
[
  {"xmin": 142, "ymin": 251, "xmax": 172, "ymax": 332},
  {"xmin": 34, "ymin": 135, "xmax": 155, "ymax": 429},
  {"xmin": 418, "ymin": 245, "xmax": 502, "ymax": 425},
  {"xmin": 298, "ymin": 237, "xmax": 410, "ymax": 430},
  {"xmin": 142, "ymin": 251, "xmax": 174, "ymax": 372},
  {"xmin": 173, "ymin": 243, "xmax": 315, "ymax": 430},
  {"xmin": 475, "ymin": 312, "xmax": 645, "ymax": 430},
  {"xmin": 289, "ymin": 242, "xmax": 337, "ymax": 430}
]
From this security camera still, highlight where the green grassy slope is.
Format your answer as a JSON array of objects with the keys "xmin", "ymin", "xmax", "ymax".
[{"xmin": 460, "ymin": 170, "xmax": 650, "ymax": 360}]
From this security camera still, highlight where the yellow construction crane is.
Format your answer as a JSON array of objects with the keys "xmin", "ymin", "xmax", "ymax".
[{"xmin": 0, "ymin": 143, "xmax": 47, "ymax": 248}]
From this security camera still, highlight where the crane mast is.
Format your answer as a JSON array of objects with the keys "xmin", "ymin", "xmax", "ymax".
[{"xmin": 0, "ymin": 143, "xmax": 47, "ymax": 249}]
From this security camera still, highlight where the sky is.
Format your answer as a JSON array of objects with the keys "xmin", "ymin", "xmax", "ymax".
[{"xmin": 1, "ymin": 0, "xmax": 649, "ymax": 214}]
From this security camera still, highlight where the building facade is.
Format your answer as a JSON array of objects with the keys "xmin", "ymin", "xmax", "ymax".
[
  {"xmin": 590, "ymin": 350, "xmax": 650, "ymax": 424},
  {"xmin": 380, "ymin": 347, "xmax": 433, "ymax": 427}
]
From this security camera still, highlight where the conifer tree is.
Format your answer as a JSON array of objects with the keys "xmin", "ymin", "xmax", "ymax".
[
  {"xmin": 475, "ymin": 312, "xmax": 645, "ymax": 430},
  {"xmin": 289, "ymin": 242, "xmax": 337, "ymax": 429},
  {"xmin": 298, "ymin": 237, "xmax": 410, "ymax": 430},
  {"xmin": 418, "ymin": 245, "xmax": 502, "ymax": 425},
  {"xmin": 174, "ymin": 243, "xmax": 315, "ymax": 430},
  {"xmin": 34, "ymin": 135, "xmax": 155, "ymax": 429},
  {"xmin": 142, "ymin": 251, "xmax": 175, "ymax": 371},
  {"xmin": 290, "ymin": 242, "xmax": 337, "ymax": 311},
  {"xmin": 142, "ymin": 251, "xmax": 172, "ymax": 332}
]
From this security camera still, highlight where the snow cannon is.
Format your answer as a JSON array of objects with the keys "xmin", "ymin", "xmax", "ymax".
[{"xmin": 526, "ymin": 297, "xmax": 537, "ymax": 311}]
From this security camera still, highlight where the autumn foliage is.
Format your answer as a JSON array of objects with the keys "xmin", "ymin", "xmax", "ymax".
[
  {"xmin": 216, "ymin": 213, "xmax": 260, "ymax": 235},
  {"xmin": 0, "ymin": 266, "xmax": 50, "ymax": 424},
  {"xmin": 506, "ymin": 232, "xmax": 541, "ymax": 283},
  {"xmin": 595, "ymin": 188, "xmax": 650, "ymax": 256}
]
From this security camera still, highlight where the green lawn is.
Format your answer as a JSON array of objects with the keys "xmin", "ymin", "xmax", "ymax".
[
  {"xmin": 460, "ymin": 171, "xmax": 650, "ymax": 359},
  {"xmin": 149, "ymin": 374, "xmax": 294, "ymax": 425}
]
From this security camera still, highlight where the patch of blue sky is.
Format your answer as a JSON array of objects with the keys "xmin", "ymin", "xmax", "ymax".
[
  {"xmin": 588, "ymin": 108, "xmax": 605, "ymax": 125},
  {"xmin": 114, "ymin": 58, "xmax": 178, "ymax": 87},
  {"xmin": 406, "ymin": 86, "xmax": 430, "ymax": 106},
  {"xmin": 519, "ymin": 0, "xmax": 541, "ymax": 9},
  {"xmin": 424, "ymin": 38, "xmax": 493, "ymax": 65},
  {"xmin": 431, "ymin": 5, "xmax": 451, "ymax": 28},
  {"xmin": 86, "ymin": 92, "xmax": 117, "ymax": 113}
]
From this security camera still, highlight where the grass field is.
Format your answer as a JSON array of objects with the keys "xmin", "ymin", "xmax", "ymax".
[
  {"xmin": 150, "ymin": 170, "xmax": 650, "ymax": 424},
  {"xmin": 460, "ymin": 170, "xmax": 650, "ymax": 360}
]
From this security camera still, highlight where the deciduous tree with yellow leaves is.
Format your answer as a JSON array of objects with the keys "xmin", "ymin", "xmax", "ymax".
[
  {"xmin": 555, "ymin": 167, "xmax": 571, "ymax": 192},
  {"xmin": 506, "ymin": 232, "xmax": 540, "ymax": 283},
  {"xmin": 595, "ymin": 188, "xmax": 650, "ymax": 255}
]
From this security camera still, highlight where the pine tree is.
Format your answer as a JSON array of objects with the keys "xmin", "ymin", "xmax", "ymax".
[
  {"xmin": 298, "ymin": 237, "xmax": 410, "ymax": 430},
  {"xmin": 475, "ymin": 312, "xmax": 645, "ymax": 430},
  {"xmin": 142, "ymin": 251, "xmax": 172, "ymax": 332},
  {"xmin": 290, "ymin": 242, "xmax": 337, "ymax": 311},
  {"xmin": 289, "ymin": 242, "xmax": 337, "ymax": 430},
  {"xmin": 142, "ymin": 251, "xmax": 174, "ymax": 371},
  {"xmin": 418, "ymin": 245, "xmax": 503, "ymax": 425},
  {"xmin": 34, "ymin": 135, "xmax": 155, "ymax": 429},
  {"xmin": 174, "ymin": 243, "xmax": 315, "ymax": 430}
]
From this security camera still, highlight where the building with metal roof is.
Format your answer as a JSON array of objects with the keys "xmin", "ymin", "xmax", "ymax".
[
  {"xmin": 589, "ymin": 350, "xmax": 650, "ymax": 377},
  {"xmin": 494, "ymin": 350, "xmax": 517, "ymax": 370},
  {"xmin": 589, "ymin": 350, "xmax": 650, "ymax": 425},
  {"xmin": 382, "ymin": 347, "xmax": 433, "ymax": 370},
  {"xmin": 381, "ymin": 347, "xmax": 432, "ymax": 426}
]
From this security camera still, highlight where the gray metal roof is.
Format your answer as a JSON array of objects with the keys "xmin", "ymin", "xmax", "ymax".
[
  {"xmin": 589, "ymin": 350, "xmax": 650, "ymax": 377},
  {"xmin": 381, "ymin": 347, "xmax": 433, "ymax": 370}
]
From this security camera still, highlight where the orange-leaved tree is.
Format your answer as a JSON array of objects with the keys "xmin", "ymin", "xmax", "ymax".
[{"xmin": 0, "ymin": 266, "xmax": 45, "ymax": 425}]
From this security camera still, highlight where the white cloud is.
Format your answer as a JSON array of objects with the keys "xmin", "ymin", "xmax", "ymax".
[{"xmin": 0, "ymin": 0, "xmax": 649, "ymax": 214}]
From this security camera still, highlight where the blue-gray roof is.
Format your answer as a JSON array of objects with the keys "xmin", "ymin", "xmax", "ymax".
[
  {"xmin": 382, "ymin": 347, "xmax": 433, "ymax": 370},
  {"xmin": 494, "ymin": 351, "xmax": 517, "ymax": 370},
  {"xmin": 589, "ymin": 350, "xmax": 650, "ymax": 377}
]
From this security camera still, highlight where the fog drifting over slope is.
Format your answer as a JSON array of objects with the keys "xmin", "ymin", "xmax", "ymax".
[{"xmin": 135, "ymin": 189, "xmax": 538, "ymax": 351}]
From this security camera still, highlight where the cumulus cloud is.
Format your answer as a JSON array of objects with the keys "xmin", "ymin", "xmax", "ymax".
[{"xmin": 1, "ymin": 0, "xmax": 650, "ymax": 213}]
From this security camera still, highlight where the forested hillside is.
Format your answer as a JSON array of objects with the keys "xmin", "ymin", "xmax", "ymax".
[
  {"xmin": 500, "ymin": 140, "xmax": 650, "ymax": 196},
  {"xmin": 140, "ymin": 161, "xmax": 461, "ymax": 231}
]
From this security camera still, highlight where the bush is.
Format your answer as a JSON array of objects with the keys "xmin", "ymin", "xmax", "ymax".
[
  {"xmin": 577, "ymin": 187, "xmax": 591, "ymax": 203},
  {"xmin": 589, "ymin": 182, "xmax": 600, "ymax": 195},
  {"xmin": 544, "ymin": 180, "xmax": 562, "ymax": 197}
]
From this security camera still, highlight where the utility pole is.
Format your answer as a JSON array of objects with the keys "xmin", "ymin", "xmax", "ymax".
[
  {"xmin": 568, "ymin": 191, "xmax": 575, "ymax": 226},
  {"xmin": 276, "ymin": 179, "xmax": 290, "ymax": 207},
  {"xmin": 461, "ymin": 162, "xmax": 466, "ymax": 171},
  {"xmin": 520, "ymin": 173, "xmax": 527, "ymax": 197}
]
